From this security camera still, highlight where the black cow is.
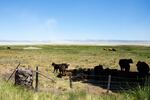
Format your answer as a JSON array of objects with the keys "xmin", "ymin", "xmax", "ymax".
[
  {"xmin": 108, "ymin": 48, "xmax": 116, "ymax": 51},
  {"xmin": 136, "ymin": 61, "xmax": 150, "ymax": 86},
  {"xmin": 94, "ymin": 64, "xmax": 103, "ymax": 80},
  {"xmin": 136, "ymin": 61, "xmax": 149, "ymax": 77},
  {"xmin": 103, "ymin": 48, "xmax": 116, "ymax": 51},
  {"xmin": 7, "ymin": 46, "xmax": 11, "ymax": 49},
  {"xmin": 52, "ymin": 62, "xmax": 69, "ymax": 75},
  {"xmin": 119, "ymin": 59, "xmax": 133, "ymax": 72},
  {"xmin": 94, "ymin": 64, "xmax": 103, "ymax": 76},
  {"xmin": 51, "ymin": 62, "xmax": 60, "ymax": 73},
  {"xmin": 59, "ymin": 63, "xmax": 69, "ymax": 75}
]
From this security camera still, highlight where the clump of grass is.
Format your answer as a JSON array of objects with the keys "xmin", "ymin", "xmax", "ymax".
[
  {"xmin": 123, "ymin": 86, "xmax": 150, "ymax": 100},
  {"xmin": 68, "ymin": 90, "xmax": 87, "ymax": 100},
  {"xmin": 0, "ymin": 81, "xmax": 34, "ymax": 100}
]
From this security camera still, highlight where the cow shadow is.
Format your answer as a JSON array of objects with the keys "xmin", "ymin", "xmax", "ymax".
[{"xmin": 70, "ymin": 67, "xmax": 150, "ymax": 93}]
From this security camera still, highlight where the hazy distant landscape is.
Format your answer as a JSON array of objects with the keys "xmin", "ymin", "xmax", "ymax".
[{"xmin": 1, "ymin": 40, "xmax": 150, "ymax": 46}]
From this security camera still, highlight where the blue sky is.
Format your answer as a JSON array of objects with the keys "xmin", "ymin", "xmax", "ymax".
[{"xmin": 0, "ymin": 0, "xmax": 150, "ymax": 41}]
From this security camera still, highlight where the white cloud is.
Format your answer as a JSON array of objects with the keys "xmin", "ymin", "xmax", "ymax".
[{"xmin": 46, "ymin": 18, "xmax": 57, "ymax": 29}]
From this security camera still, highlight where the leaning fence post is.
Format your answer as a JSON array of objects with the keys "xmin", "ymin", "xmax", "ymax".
[
  {"xmin": 69, "ymin": 75, "xmax": 72, "ymax": 88},
  {"xmin": 107, "ymin": 75, "xmax": 111, "ymax": 93},
  {"xmin": 35, "ymin": 66, "xmax": 39, "ymax": 92},
  {"xmin": 7, "ymin": 62, "xmax": 20, "ymax": 82}
]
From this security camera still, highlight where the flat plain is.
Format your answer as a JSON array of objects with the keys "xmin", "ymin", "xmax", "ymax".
[{"xmin": 0, "ymin": 45, "xmax": 150, "ymax": 100}]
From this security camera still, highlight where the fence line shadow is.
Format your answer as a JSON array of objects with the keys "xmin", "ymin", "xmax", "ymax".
[{"xmin": 70, "ymin": 69, "xmax": 150, "ymax": 93}]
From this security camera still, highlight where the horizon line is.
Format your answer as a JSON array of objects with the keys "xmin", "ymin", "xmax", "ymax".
[{"xmin": 0, "ymin": 39, "xmax": 150, "ymax": 42}]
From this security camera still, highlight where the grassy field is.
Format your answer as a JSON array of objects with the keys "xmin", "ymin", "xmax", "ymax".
[
  {"xmin": 0, "ymin": 45, "xmax": 150, "ymax": 69},
  {"xmin": 0, "ymin": 45, "xmax": 150, "ymax": 99},
  {"xmin": 1, "ymin": 81, "xmax": 150, "ymax": 100}
]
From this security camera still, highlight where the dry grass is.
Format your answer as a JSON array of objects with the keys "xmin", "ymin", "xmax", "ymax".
[{"xmin": 0, "ymin": 45, "xmax": 150, "ymax": 95}]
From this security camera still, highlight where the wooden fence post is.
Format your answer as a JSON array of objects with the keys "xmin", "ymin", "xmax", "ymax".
[
  {"xmin": 35, "ymin": 66, "xmax": 39, "ymax": 92},
  {"xmin": 107, "ymin": 75, "xmax": 111, "ymax": 93},
  {"xmin": 69, "ymin": 75, "xmax": 72, "ymax": 88}
]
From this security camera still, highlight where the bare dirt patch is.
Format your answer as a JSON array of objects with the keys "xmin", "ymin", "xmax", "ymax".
[{"xmin": 23, "ymin": 47, "xmax": 42, "ymax": 50}]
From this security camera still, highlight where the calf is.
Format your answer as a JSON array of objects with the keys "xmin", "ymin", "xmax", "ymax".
[{"xmin": 51, "ymin": 62, "xmax": 69, "ymax": 75}]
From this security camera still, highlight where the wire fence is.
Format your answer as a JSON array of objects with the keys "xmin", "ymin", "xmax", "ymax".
[{"xmin": 7, "ymin": 64, "xmax": 150, "ymax": 93}]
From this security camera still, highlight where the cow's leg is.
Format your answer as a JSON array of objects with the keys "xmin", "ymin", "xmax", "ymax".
[
  {"xmin": 121, "ymin": 67, "xmax": 123, "ymax": 71},
  {"xmin": 59, "ymin": 68, "xmax": 62, "ymax": 74},
  {"xmin": 125, "ymin": 66, "xmax": 130, "ymax": 72},
  {"xmin": 53, "ymin": 68, "xmax": 55, "ymax": 73}
]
